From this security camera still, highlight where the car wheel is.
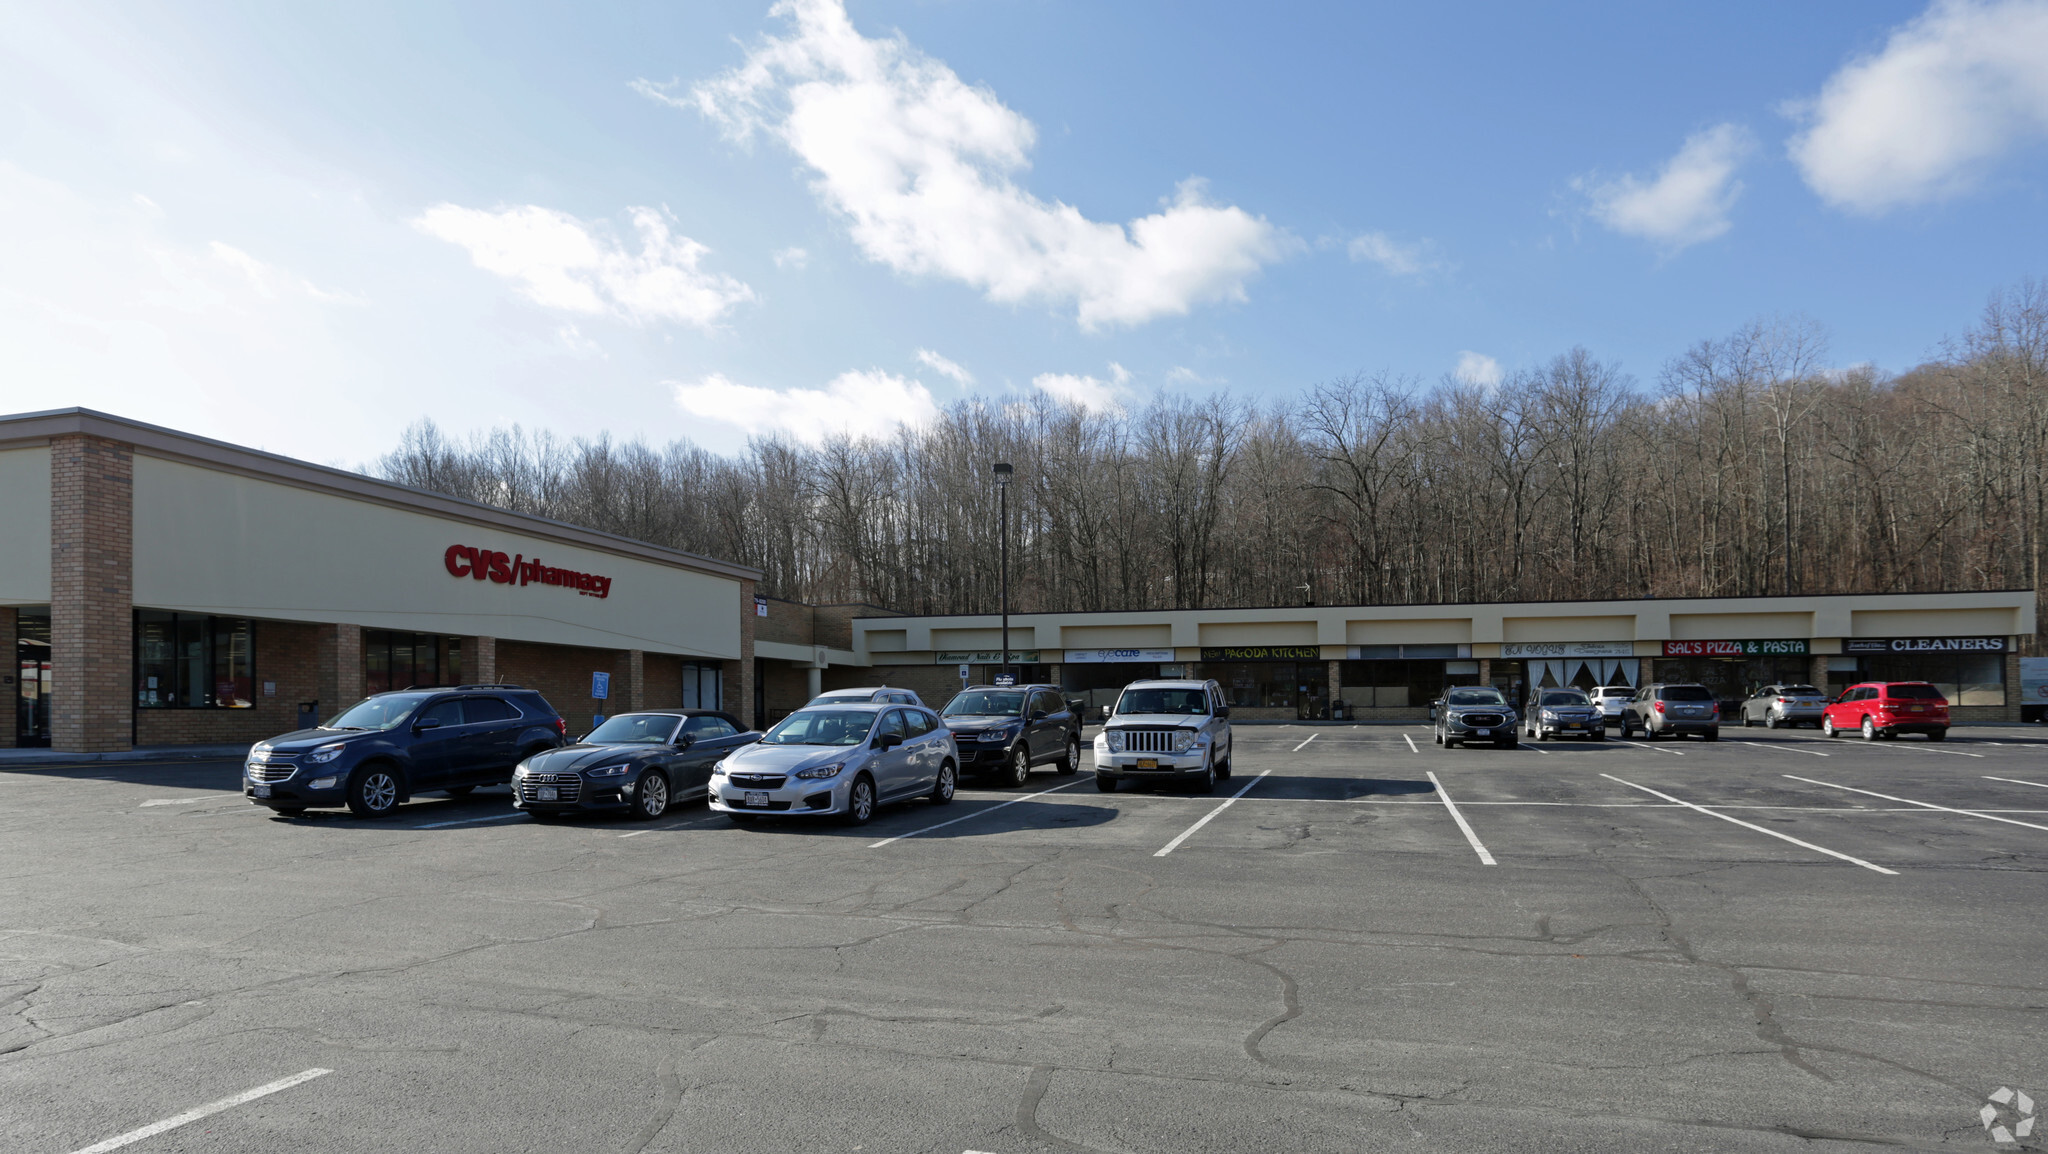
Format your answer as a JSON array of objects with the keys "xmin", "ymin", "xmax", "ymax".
[
  {"xmin": 1003, "ymin": 746, "xmax": 1030, "ymax": 788},
  {"xmin": 1095, "ymin": 773, "xmax": 1117, "ymax": 792},
  {"xmin": 1741, "ymin": 711, "xmax": 1755, "ymax": 728},
  {"xmin": 842, "ymin": 774, "xmax": 876, "ymax": 826},
  {"xmin": 1216, "ymin": 753, "xmax": 1232, "ymax": 781},
  {"xmin": 630, "ymin": 770, "xmax": 669, "ymax": 820},
  {"xmin": 1822, "ymin": 716, "xmax": 1837, "ymax": 737},
  {"xmin": 1055, "ymin": 736, "xmax": 1080, "ymax": 775},
  {"xmin": 1195, "ymin": 755, "xmax": 1216, "ymax": 794},
  {"xmin": 1862, "ymin": 715, "xmax": 1878, "ymax": 741},
  {"xmin": 930, "ymin": 761, "xmax": 956, "ymax": 805},
  {"xmin": 1432, "ymin": 728, "xmax": 1443, "ymax": 745},
  {"xmin": 1928, "ymin": 728, "xmax": 1948, "ymax": 742},
  {"xmin": 345, "ymin": 765, "xmax": 401, "ymax": 819},
  {"xmin": 445, "ymin": 784, "xmax": 476, "ymax": 796},
  {"xmin": 1764, "ymin": 712, "xmax": 1779, "ymax": 729}
]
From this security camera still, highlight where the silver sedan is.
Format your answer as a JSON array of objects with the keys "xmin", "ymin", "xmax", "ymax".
[{"xmin": 709, "ymin": 703, "xmax": 957, "ymax": 825}]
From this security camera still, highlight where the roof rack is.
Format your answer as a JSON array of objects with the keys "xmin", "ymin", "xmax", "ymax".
[{"xmin": 453, "ymin": 684, "xmax": 526, "ymax": 691}]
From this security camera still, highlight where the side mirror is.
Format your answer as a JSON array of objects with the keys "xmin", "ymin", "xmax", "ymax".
[
  {"xmin": 1030, "ymin": 709, "xmax": 1048, "ymax": 720},
  {"xmin": 875, "ymin": 732, "xmax": 904, "ymax": 751},
  {"xmin": 1215, "ymin": 706, "xmax": 1231, "ymax": 719},
  {"xmin": 674, "ymin": 734, "xmax": 695, "ymax": 750},
  {"xmin": 413, "ymin": 717, "xmax": 443, "ymax": 732}
]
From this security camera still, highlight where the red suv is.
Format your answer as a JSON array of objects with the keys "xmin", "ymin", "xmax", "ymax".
[{"xmin": 1821, "ymin": 682, "xmax": 1950, "ymax": 742}]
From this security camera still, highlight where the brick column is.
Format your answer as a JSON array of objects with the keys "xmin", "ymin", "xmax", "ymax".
[
  {"xmin": 624, "ymin": 649, "xmax": 645, "ymax": 711},
  {"xmin": 735, "ymin": 578, "xmax": 757, "ymax": 726},
  {"xmin": 0, "ymin": 607, "xmax": 15, "ymax": 749},
  {"xmin": 2004, "ymin": 648, "xmax": 2022, "ymax": 723},
  {"xmin": 317, "ymin": 624, "xmax": 364, "ymax": 715},
  {"xmin": 1809, "ymin": 655, "xmax": 1831, "ymax": 696},
  {"xmin": 1327, "ymin": 659, "xmax": 1342, "ymax": 716},
  {"xmin": 468, "ymin": 636, "xmax": 498, "ymax": 684},
  {"xmin": 49, "ymin": 435, "xmax": 133, "ymax": 753}
]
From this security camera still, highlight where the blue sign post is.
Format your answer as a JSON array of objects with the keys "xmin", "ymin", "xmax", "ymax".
[{"xmin": 592, "ymin": 671, "xmax": 610, "ymax": 700}]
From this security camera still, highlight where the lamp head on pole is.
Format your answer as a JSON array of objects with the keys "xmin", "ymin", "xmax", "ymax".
[{"xmin": 992, "ymin": 462, "xmax": 1013, "ymax": 486}]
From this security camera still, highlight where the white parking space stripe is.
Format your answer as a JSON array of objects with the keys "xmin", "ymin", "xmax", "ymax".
[
  {"xmin": 1292, "ymin": 734, "xmax": 1318, "ymax": 752},
  {"xmin": 1728, "ymin": 740, "xmax": 1829, "ymax": 757},
  {"xmin": 867, "ymin": 780, "xmax": 1084, "ymax": 848},
  {"xmin": 1518, "ymin": 742, "xmax": 1549, "ymax": 755},
  {"xmin": 1153, "ymin": 771, "xmax": 1272, "ymax": 857},
  {"xmin": 138, "ymin": 793, "xmax": 244, "ymax": 807},
  {"xmin": 1600, "ymin": 773, "xmax": 1898, "ymax": 875},
  {"xmin": 412, "ymin": 813, "xmax": 528, "ymax": 830},
  {"xmin": 1403, "ymin": 733, "xmax": 1418, "ymax": 753},
  {"xmin": 67, "ymin": 1068, "xmax": 332, "ymax": 1154},
  {"xmin": 1784, "ymin": 775, "xmax": 2048, "ymax": 833},
  {"xmin": 1424, "ymin": 771, "xmax": 1496, "ymax": 866},
  {"xmin": 1985, "ymin": 776, "xmax": 2048, "ymax": 790},
  {"xmin": 1622, "ymin": 741, "xmax": 1686, "ymax": 756}
]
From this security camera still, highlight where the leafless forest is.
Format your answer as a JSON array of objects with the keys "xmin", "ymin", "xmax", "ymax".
[{"xmin": 377, "ymin": 280, "xmax": 2048, "ymax": 641}]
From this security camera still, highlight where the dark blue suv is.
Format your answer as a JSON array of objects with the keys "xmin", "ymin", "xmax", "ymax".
[{"xmin": 245, "ymin": 685, "xmax": 567, "ymax": 818}]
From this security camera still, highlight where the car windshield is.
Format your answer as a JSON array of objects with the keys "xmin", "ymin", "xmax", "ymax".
[
  {"xmin": 1780, "ymin": 685, "xmax": 1821, "ymax": 696},
  {"xmin": 1885, "ymin": 684, "xmax": 1945, "ymax": 700},
  {"xmin": 1662, "ymin": 685, "xmax": 1715, "ymax": 701},
  {"xmin": 1540, "ymin": 691, "xmax": 1590, "ymax": 706},
  {"xmin": 945, "ymin": 690, "xmax": 1025, "ymax": 717},
  {"xmin": 1446, "ymin": 688, "xmax": 1505, "ymax": 706},
  {"xmin": 584, "ymin": 714, "xmax": 680, "ymax": 744},
  {"xmin": 324, "ymin": 693, "xmax": 433, "ymax": 731},
  {"xmin": 761, "ymin": 709, "xmax": 876, "ymax": 746},
  {"xmin": 1115, "ymin": 688, "xmax": 1209, "ymax": 715}
]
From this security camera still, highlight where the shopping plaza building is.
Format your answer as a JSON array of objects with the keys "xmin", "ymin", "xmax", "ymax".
[{"xmin": 3, "ymin": 408, "xmax": 2038, "ymax": 753}]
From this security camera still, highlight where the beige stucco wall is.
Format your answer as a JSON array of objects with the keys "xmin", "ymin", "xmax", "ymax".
[
  {"xmin": 1062, "ymin": 623, "xmax": 1172, "ymax": 648},
  {"xmin": 1503, "ymin": 614, "xmax": 1636, "ymax": 643},
  {"xmin": 930, "ymin": 626, "xmax": 1037, "ymax": 649},
  {"xmin": 130, "ymin": 455, "xmax": 742, "ymax": 658},
  {"xmin": 0, "ymin": 445, "xmax": 52, "ymax": 604},
  {"xmin": 1347, "ymin": 618, "xmax": 1471, "ymax": 644},
  {"xmin": 1850, "ymin": 607, "xmax": 2021, "ymax": 636},
  {"xmin": 1200, "ymin": 620, "xmax": 1315, "ymax": 646},
  {"xmin": 1670, "ymin": 611, "xmax": 1814, "ymax": 639}
]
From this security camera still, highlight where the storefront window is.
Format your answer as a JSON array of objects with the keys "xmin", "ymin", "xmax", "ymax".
[
  {"xmin": 1854, "ymin": 653, "xmax": 2004, "ymax": 706},
  {"xmin": 1195, "ymin": 661, "xmax": 1327, "ymax": 711},
  {"xmin": 135, "ymin": 611, "xmax": 254, "ymax": 708},
  {"xmin": 363, "ymin": 631, "xmax": 451, "ymax": 695},
  {"xmin": 17, "ymin": 608, "xmax": 51, "ymax": 746},
  {"xmin": 1337, "ymin": 660, "xmax": 1454, "ymax": 708},
  {"xmin": 683, "ymin": 661, "xmax": 723, "ymax": 709},
  {"xmin": 1652, "ymin": 657, "xmax": 1810, "ymax": 703}
]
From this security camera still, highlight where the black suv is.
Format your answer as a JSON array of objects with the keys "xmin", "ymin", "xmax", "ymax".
[
  {"xmin": 939, "ymin": 684, "xmax": 1082, "ymax": 787},
  {"xmin": 245, "ymin": 685, "xmax": 567, "ymax": 818}
]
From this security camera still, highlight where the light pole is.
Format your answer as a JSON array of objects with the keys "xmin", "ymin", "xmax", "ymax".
[{"xmin": 993, "ymin": 462, "xmax": 1013, "ymax": 685}]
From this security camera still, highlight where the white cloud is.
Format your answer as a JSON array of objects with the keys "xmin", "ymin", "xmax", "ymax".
[
  {"xmin": 678, "ymin": 0, "xmax": 1292, "ymax": 330},
  {"xmin": 772, "ymin": 245, "xmax": 809, "ymax": 269},
  {"xmin": 1787, "ymin": 0, "xmax": 2048, "ymax": 213},
  {"xmin": 914, "ymin": 347, "xmax": 973, "ymax": 385},
  {"xmin": 412, "ymin": 203, "xmax": 754, "ymax": 328},
  {"xmin": 671, "ymin": 368, "xmax": 939, "ymax": 442},
  {"xmin": 1578, "ymin": 123, "xmax": 1754, "ymax": 251},
  {"xmin": 1032, "ymin": 362, "xmax": 1131, "ymax": 412},
  {"xmin": 1454, "ymin": 351, "xmax": 1503, "ymax": 388},
  {"xmin": 1347, "ymin": 232, "xmax": 1431, "ymax": 276}
]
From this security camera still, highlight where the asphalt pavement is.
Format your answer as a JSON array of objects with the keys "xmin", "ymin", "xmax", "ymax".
[{"xmin": 4, "ymin": 724, "xmax": 2047, "ymax": 1153}]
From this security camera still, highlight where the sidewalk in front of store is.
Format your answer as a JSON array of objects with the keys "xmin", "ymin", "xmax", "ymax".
[{"xmin": 0, "ymin": 744, "xmax": 250, "ymax": 764}]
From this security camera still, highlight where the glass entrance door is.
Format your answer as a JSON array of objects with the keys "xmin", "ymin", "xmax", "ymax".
[{"xmin": 16, "ymin": 609, "xmax": 51, "ymax": 747}]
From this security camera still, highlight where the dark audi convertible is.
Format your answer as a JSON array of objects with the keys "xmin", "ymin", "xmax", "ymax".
[{"xmin": 511, "ymin": 709, "xmax": 759, "ymax": 821}]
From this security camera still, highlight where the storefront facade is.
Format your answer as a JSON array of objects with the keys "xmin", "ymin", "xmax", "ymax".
[
  {"xmin": 0, "ymin": 409, "xmax": 760, "ymax": 753},
  {"xmin": 851, "ymin": 593, "xmax": 2037, "ymax": 723}
]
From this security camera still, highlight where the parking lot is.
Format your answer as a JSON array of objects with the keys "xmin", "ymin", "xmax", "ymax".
[{"xmin": 5, "ymin": 724, "xmax": 2047, "ymax": 1153}]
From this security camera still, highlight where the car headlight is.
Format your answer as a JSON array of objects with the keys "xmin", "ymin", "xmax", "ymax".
[
  {"xmin": 306, "ymin": 742, "xmax": 347, "ymax": 764},
  {"xmin": 1174, "ymin": 731, "xmax": 1196, "ymax": 753},
  {"xmin": 587, "ymin": 763, "xmax": 631, "ymax": 777},
  {"xmin": 1540, "ymin": 710, "xmax": 1558, "ymax": 721},
  {"xmin": 711, "ymin": 760, "xmax": 728, "ymax": 776},
  {"xmin": 796, "ymin": 762, "xmax": 844, "ymax": 780},
  {"xmin": 1106, "ymin": 730, "xmax": 1125, "ymax": 753},
  {"xmin": 980, "ymin": 731, "xmax": 1005, "ymax": 742}
]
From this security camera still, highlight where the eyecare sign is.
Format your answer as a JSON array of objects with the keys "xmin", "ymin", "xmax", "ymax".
[{"xmin": 445, "ymin": 544, "xmax": 613, "ymax": 599}]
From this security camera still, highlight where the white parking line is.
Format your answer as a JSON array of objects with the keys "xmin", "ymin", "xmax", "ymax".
[
  {"xmin": 1784, "ymin": 774, "xmax": 2048, "ymax": 833},
  {"xmin": 1985, "ymin": 775, "xmax": 2048, "ymax": 790},
  {"xmin": 868, "ymin": 780, "xmax": 1084, "ymax": 848},
  {"xmin": 412, "ymin": 813, "xmax": 528, "ymax": 830},
  {"xmin": 1600, "ymin": 773, "xmax": 1897, "ymax": 875},
  {"xmin": 1518, "ymin": 742, "xmax": 1549, "ymax": 755},
  {"xmin": 1292, "ymin": 734, "xmax": 1318, "ymax": 752},
  {"xmin": 138, "ymin": 793, "xmax": 243, "ymax": 807},
  {"xmin": 1153, "ymin": 770, "xmax": 1272, "ymax": 857},
  {"xmin": 1728, "ymin": 740, "xmax": 1829, "ymax": 757},
  {"xmin": 1424, "ymin": 771, "xmax": 1496, "ymax": 866},
  {"xmin": 67, "ymin": 1068, "xmax": 332, "ymax": 1154},
  {"xmin": 1402, "ymin": 733, "xmax": 1418, "ymax": 753},
  {"xmin": 1622, "ymin": 740, "xmax": 1686, "ymax": 756}
]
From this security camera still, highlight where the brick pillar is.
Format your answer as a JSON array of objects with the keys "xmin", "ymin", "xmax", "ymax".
[
  {"xmin": 624, "ymin": 649, "xmax": 645, "ymax": 711},
  {"xmin": 317, "ymin": 624, "xmax": 364, "ymax": 715},
  {"xmin": 1809, "ymin": 655, "xmax": 1831, "ymax": 697},
  {"xmin": 735, "ymin": 578, "xmax": 756, "ymax": 726},
  {"xmin": 1327, "ymin": 659, "xmax": 1342, "ymax": 715},
  {"xmin": 2004, "ymin": 648, "xmax": 2022, "ymax": 723},
  {"xmin": 0, "ymin": 607, "xmax": 15, "ymax": 748},
  {"xmin": 1477, "ymin": 658, "xmax": 1491, "ymax": 687},
  {"xmin": 49, "ymin": 435, "xmax": 133, "ymax": 753},
  {"xmin": 468, "ymin": 636, "xmax": 497, "ymax": 684}
]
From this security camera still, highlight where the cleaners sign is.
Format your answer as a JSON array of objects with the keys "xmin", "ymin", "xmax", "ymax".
[{"xmin": 444, "ymin": 545, "xmax": 613, "ymax": 599}]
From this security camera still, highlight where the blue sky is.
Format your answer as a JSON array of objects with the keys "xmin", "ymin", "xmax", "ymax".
[{"xmin": 3, "ymin": 0, "xmax": 2045, "ymax": 462}]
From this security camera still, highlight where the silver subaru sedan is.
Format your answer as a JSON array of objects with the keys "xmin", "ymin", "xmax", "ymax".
[{"xmin": 708, "ymin": 703, "xmax": 957, "ymax": 825}]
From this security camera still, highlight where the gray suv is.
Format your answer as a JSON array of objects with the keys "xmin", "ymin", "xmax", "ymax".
[
  {"xmin": 1093, "ymin": 679, "xmax": 1233, "ymax": 792},
  {"xmin": 1621, "ymin": 683, "xmax": 1721, "ymax": 741},
  {"xmin": 1433, "ymin": 686, "xmax": 1518, "ymax": 749},
  {"xmin": 940, "ymin": 684, "xmax": 1082, "ymax": 787}
]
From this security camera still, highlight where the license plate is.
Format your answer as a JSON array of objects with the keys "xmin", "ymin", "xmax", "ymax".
[
  {"xmin": 252, "ymin": 784, "xmax": 270, "ymax": 798},
  {"xmin": 1135, "ymin": 759, "xmax": 1158, "ymax": 769},
  {"xmin": 1474, "ymin": 729, "xmax": 1489, "ymax": 736},
  {"xmin": 1566, "ymin": 722, "xmax": 1582, "ymax": 728},
  {"xmin": 537, "ymin": 786, "xmax": 557, "ymax": 801},
  {"xmin": 744, "ymin": 791, "xmax": 769, "ymax": 807}
]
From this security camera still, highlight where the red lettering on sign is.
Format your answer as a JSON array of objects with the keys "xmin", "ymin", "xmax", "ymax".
[
  {"xmin": 444, "ymin": 545, "xmax": 612, "ymax": 599},
  {"xmin": 444, "ymin": 545, "xmax": 471, "ymax": 577}
]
